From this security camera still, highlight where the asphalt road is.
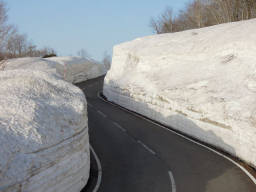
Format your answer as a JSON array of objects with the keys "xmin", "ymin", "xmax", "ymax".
[{"xmin": 78, "ymin": 76, "xmax": 255, "ymax": 192}]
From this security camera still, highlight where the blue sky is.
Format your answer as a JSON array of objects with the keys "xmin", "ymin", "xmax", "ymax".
[{"xmin": 6, "ymin": 0, "xmax": 190, "ymax": 60}]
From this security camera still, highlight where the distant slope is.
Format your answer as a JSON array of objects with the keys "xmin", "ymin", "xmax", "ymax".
[{"xmin": 1, "ymin": 56, "xmax": 106, "ymax": 83}]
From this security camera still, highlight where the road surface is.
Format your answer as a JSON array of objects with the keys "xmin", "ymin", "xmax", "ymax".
[{"xmin": 78, "ymin": 76, "xmax": 255, "ymax": 192}]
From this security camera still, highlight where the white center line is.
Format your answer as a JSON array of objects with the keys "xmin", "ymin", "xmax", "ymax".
[
  {"xmin": 97, "ymin": 110, "xmax": 107, "ymax": 118},
  {"xmin": 168, "ymin": 171, "xmax": 176, "ymax": 192},
  {"xmin": 137, "ymin": 140, "xmax": 156, "ymax": 155},
  {"xmin": 113, "ymin": 122, "xmax": 126, "ymax": 132}
]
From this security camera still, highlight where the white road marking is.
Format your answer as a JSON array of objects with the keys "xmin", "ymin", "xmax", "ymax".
[
  {"xmin": 168, "ymin": 171, "xmax": 176, "ymax": 192},
  {"xmin": 97, "ymin": 110, "xmax": 106, "ymax": 118},
  {"xmin": 148, "ymin": 120, "xmax": 256, "ymax": 185},
  {"xmin": 97, "ymin": 91, "xmax": 256, "ymax": 185},
  {"xmin": 137, "ymin": 140, "xmax": 156, "ymax": 155},
  {"xmin": 90, "ymin": 145, "xmax": 102, "ymax": 192},
  {"xmin": 113, "ymin": 122, "xmax": 126, "ymax": 132}
]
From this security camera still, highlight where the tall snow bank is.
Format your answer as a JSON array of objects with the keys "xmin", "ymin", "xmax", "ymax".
[
  {"xmin": 0, "ymin": 70, "xmax": 89, "ymax": 192},
  {"xmin": 1, "ymin": 56, "xmax": 106, "ymax": 83},
  {"xmin": 104, "ymin": 19, "xmax": 256, "ymax": 167}
]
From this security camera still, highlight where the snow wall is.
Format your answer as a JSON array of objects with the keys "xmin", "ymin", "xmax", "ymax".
[
  {"xmin": 0, "ymin": 56, "xmax": 102, "ymax": 191},
  {"xmin": 1, "ymin": 56, "xmax": 106, "ymax": 83},
  {"xmin": 0, "ymin": 70, "xmax": 89, "ymax": 192},
  {"xmin": 104, "ymin": 19, "xmax": 256, "ymax": 168}
]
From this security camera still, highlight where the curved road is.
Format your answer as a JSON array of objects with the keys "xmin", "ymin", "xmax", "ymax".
[{"xmin": 78, "ymin": 76, "xmax": 255, "ymax": 192}]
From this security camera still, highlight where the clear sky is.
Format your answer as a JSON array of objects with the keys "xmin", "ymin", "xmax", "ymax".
[{"xmin": 6, "ymin": 0, "xmax": 190, "ymax": 61}]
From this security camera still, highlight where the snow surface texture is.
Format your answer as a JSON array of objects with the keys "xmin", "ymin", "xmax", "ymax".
[
  {"xmin": 1, "ymin": 56, "xmax": 106, "ymax": 83},
  {"xmin": 47, "ymin": 56, "xmax": 106, "ymax": 83},
  {"xmin": 104, "ymin": 19, "xmax": 256, "ymax": 168},
  {"xmin": 0, "ymin": 70, "xmax": 89, "ymax": 192}
]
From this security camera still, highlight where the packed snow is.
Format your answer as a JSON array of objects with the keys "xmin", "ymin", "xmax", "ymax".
[
  {"xmin": 0, "ymin": 70, "xmax": 89, "ymax": 192},
  {"xmin": 0, "ymin": 56, "xmax": 104, "ymax": 190},
  {"xmin": 1, "ymin": 56, "xmax": 106, "ymax": 83},
  {"xmin": 104, "ymin": 19, "xmax": 256, "ymax": 167}
]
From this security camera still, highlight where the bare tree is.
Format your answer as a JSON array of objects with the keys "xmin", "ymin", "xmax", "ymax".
[
  {"xmin": 26, "ymin": 42, "xmax": 37, "ymax": 57},
  {"xmin": 0, "ymin": 1, "xmax": 57, "ymax": 60},
  {"xmin": 0, "ymin": 1, "xmax": 15, "ymax": 59},
  {"xmin": 150, "ymin": 18, "xmax": 161, "ymax": 34},
  {"xmin": 150, "ymin": 0, "xmax": 256, "ymax": 34},
  {"xmin": 0, "ymin": 1, "xmax": 9, "ymax": 47},
  {"xmin": 6, "ymin": 33, "xmax": 31, "ymax": 57},
  {"xmin": 150, "ymin": 8, "xmax": 175, "ymax": 33}
]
